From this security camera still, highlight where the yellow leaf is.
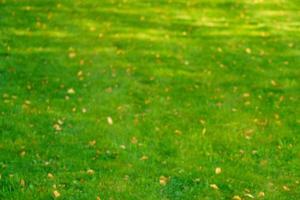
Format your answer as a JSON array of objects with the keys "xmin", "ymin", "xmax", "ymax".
[
  {"xmin": 53, "ymin": 190, "xmax": 60, "ymax": 198},
  {"xmin": 107, "ymin": 117, "xmax": 113, "ymax": 125},
  {"xmin": 48, "ymin": 173, "xmax": 54, "ymax": 179},
  {"xmin": 159, "ymin": 176, "xmax": 168, "ymax": 186},
  {"xmin": 210, "ymin": 184, "xmax": 219, "ymax": 190},
  {"xmin": 232, "ymin": 195, "xmax": 242, "ymax": 200},
  {"xmin": 215, "ymin": 167, "xmax": 222, "ymax": 175}
]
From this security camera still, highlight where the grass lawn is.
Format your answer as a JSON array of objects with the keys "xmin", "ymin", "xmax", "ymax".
[{"xmin": 0, "ymin": 0, "xmax": 300, "ymax": 199}]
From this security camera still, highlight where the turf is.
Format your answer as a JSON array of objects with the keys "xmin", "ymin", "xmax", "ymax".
[{"xmin": 0, "ymin": 0, "xmax": 299, "ymax": 199}]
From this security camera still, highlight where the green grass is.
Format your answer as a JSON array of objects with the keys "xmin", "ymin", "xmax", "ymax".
[{"xmin": 0, "ymin": 0, "xmax": 300, "ymax": 199}]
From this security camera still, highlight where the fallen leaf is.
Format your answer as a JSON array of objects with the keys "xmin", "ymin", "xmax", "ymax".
[
  {"xmin": 77, "ymin": 70, "xmax": 83, "ymax": 77},
  {"xmin": 67, "ymin": 88, "xmax": 75, "ymax": 94},
  {"xmin": 87, "ymin": 169, "xmax": 95, "ymax": 175},
  {"xmin": 68, "ymin": 52, "xmax": 76, "ymax": 58},
  {"xmin": 131, "ymin": 137, "xmax": 138, "ymax": 144},
  {"xmin": 53, "ymin": 190, "xmax": 60, "ymax": 198},
  {"xmin": 174, "ymin": 130, "xmax": 182, "ymax": 135},
  {"xmin": 210, "ymin": 184, "xmax": 219, "ymax": 190},
  {"xmin": 244, "ymin": 193, "xmax": 254, "ymax": 199},
  {"xmin": 20, "ymin": 179, "xmax": 25, "ymax": 187},
  {"xmin": 215, "ymin": 167, "xmax": 222, "ymax": 175},
  {"xmin": 53, "ymin": 124, "xmax": 62, "ymax": 131},
  {"xmin": 271, "ymin": 80, "xmax": 277, "ymax": 86},
  {"xmin": 232, "ymin": 195, "xmax": 242, "ymax": 200},
  {"xmin": 89, "ymin": 140, "xmax": 96, "ymax": 146},
  {"xmin": 202, "ymin": 128, "xmax": 206, "ymax": 135},
  {"xmin": 20, "ymin": 151, "xmax": 26, "ymax": 157},
  {"xmin": 245, "ymin": 48, "xmax": 252, "ymax": 54},
  {"xmin": 258, "ymin": 191, "xmax": 265, "ymax": 198},
  {"xmin": 48, "ymin": 173, "xmax": 54, "ymax": 179},
  {"xmin": 140, "ymin": 155, "xmax": 148, "ymax": 161},
  {"xmin": 243, "ymin": 93, "xmax": 250, "ymax": 97},
  {"xmin": 159, "ymin": 176, "xmax": 168, "ymax": 186},
  {"xmin": 107, "ymin": 117, "xmax": 113, "ymax": 125},
  {"xmin": 283, "ymin": 185, "xmax": 290, "ymax": 191}
]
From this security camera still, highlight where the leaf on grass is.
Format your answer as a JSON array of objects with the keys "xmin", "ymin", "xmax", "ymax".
[
  {"xmin": 243, "ymin": 93, "xmax": 250, "ymax": 98},
  {"xmin": 53, "ymin": 190, "xmax": 60, "ymax": 198},
  {"xmin": 48, "ymin": 173, "xmax": 54, "ymax": 179},
  {"xmin": 87, "ymin": 169, "xmax": 95, "ymax": 175},
  {"xmin": 244, "ymin": 193, "xmax": 254, "ymax": 199},
  {"xmin": 271, "ymin": 80, "xmax": 277, "ymax": 86},
  {"xmin": 174, "ymin": 130, "xmax": 182, "ymax": 135},
  {"xmin": 232, "ymin": 195, "xmax": 242, "ymax": 200},
  {"xmin": 258, "ymin": 192, "xmax": 265, "ymax": 197},
  {"xmin": 131, "ymin": 137, "xmax": 138, "ymax": 144},
  {"xmin": 67, "ymin": 88, "xmax": 75, "ymax": 94},
  {"xmin": 89, "ymin": 140, "xmax": 96, "ymax": 146},
  {"xmin": 68, "ymin": 52, "xmax": 76, "ymax": 58},
  {"xmin": 53, "ymin": 124, "xmax": 62, "ymax": 132},
  {"xmin": 140, "ymin": 155, "xmax": 148, "ymax": 161},
  {"xmin": 215, "ymin": 167, "xmax": 222, "ymax": 175},
  {"xmin": 283, "ymin": 185, "xmax": 290, "ymax": 191},
  {"xmin": 159, "ymin": 176, "xmax": 168, "ymax": 186},
  {"xmin": 210, "ymin": 184, "xmax": 219, "ymax": 190},
  {"xmin": 107, "ymin": 117, "xmax": 113, "ymax": 125},
  {"xmin": 245, "ymin": 48, "xmax": 252, "ymax": 54},
  {"xmin": 20, "ymin": 179, "xmax": 25, "ymax": 187},
  {"xmin": 20, "ymin": 151, "xmax": 26, "ymax": 157}
]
